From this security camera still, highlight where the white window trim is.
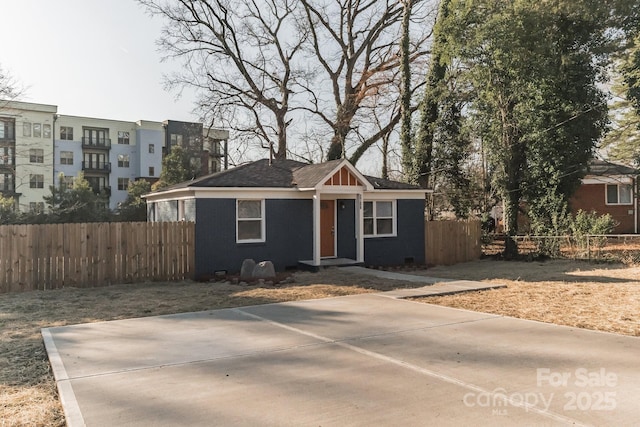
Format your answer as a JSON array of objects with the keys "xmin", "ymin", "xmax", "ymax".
[
  {"xmin": 363, "ymin": 200, "xmax": 397, "ymax": 238},
  {"xmin": 605, "ymin": 183, "xmax": 633, "ymax": 206},
  {"xmin": 236, "ymin": 199, "xmax": 266, "ymax": 243}
]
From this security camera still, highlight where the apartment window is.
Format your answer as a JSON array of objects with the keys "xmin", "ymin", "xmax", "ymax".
[
  {"xmin": 149, "ymin": 144, "xmax": 155, "ymax": 154},
  {"xmin": 84, "ymin": 152, "xmax": 107, "ymax": 170},
  {"xmin": 170, "ymin": 133, "xmax": 183, "ymax": 146},
  {"xmin": 606, "ymin": 184, "xmax": 633, "ymax": 205},
  {"xmin": 60, "ymin": 176, "xmax": 74, "ymax": 190},
  {"xmin": 43, "ymin": 124, "xmax": 51, "ymax": 138},
  {"xmin": 60, "ymin": 151, "xmax": 73, "ymax": 165},
  {"xmin": 86, "ymin": 176, "xmax": 107, "ymax": 193},
  {"xmin": 237, "ymin": 199, "xmax": 264, "ymax": 242},
  {"xmin": 33, "ymin": 123, "xmax": 42, "ymax": 138},
  {"xmin": 117, "ymin": 154, "xmax": 130, "ymax": 168},
  {"xmin": 60, "ymin": 126, "xmax": 73, "ymax": 140},
  {"xmin": 363, "ymin": 201, "xmax": 396, "ymax": 237},
  {"xmin": 1, "ymin": 147, "xmax": 13, "ymax": 165},
  {"xmin": 29, "ymin": 174, "xmax": 44, "ymax": 189},
  {"xmin": 0, "ymin": 119, "xmax": 14, "ymax": 140},
  {"xmin": 0, "ymin": 173, "xmax": 14, "ymax": 191},
  {"xmin": 117, "ymin": 177, "xmax": 129, "ymax": 191},
  {"xmin": 149, "ymin": 166, "xmax": 155, "ymax": 176},
  {"xmin": 29, "ymin": 148, "xmax": 44, "ymax": 163},
  {"xmin": 118, "ymin": 131, "xmax": 130, "ymax": 144},
  {"xmin": 23, "ymin": 122, "xmax": 32, "ymax": 137},
  {"xmin": 29, "ymin": 202, "xmax": 45, "ymax": 214},
  {"xmin": 83, "ymin": 128, "xmax": 108, "ymax": 145}
]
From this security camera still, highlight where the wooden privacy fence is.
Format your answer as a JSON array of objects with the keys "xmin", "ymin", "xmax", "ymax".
[
  {"xmin": 425, "ymin": 220, "xmax": 482, "ymax": 266},
  {"xmin": 0, "ymin": 221, "xmax": 195, "ymax": 293}
]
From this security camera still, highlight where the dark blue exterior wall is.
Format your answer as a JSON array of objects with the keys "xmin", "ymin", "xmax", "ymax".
[
  {"xmin": 364, "ymin": 199, "xmax": 425, "ymax": 266},
  {"xmin": 336, "ymin": 199, "xmax": 356, "ymax": 259},
  {"xmin": 194, "ymin": 198, "xmax": 313, "ymax": 278}
]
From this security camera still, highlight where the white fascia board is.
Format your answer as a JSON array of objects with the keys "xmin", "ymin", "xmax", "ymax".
[
  {"xmin": 142, "ymin": 188, "xmax": 195, "ymax": 202},
  {"xmin": 318, "ymin": 186, "xmax": 366, "ymax": 195},
  {"xmin": 193, "ymin": 187, "xmax": 312, "ymax": 199},
  {"xmin": 363, "ymin": 189, "xmax": 429, "ymax": 200},
  {"xmin": 582, "ymin": 176, "xmax": 633, "ymax": 185}
]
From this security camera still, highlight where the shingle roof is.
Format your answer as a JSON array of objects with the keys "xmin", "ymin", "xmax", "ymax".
[
  {"xmin": 156, "ymin": 159, "xmax": 422, "ymax": 192},
  {"xmin": 587, "ymin": 159, "xmax": 638, "ymax": 176}
]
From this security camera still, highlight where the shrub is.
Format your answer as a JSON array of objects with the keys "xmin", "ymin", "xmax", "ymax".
[{"xmin": 570, "ymin": 210, "xmax": 618, "ymax": 254}]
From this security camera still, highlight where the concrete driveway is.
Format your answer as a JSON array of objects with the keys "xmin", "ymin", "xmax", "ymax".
[{"xmin": 43, "ymin": 289, "xmax": 640, "ymax": 426}]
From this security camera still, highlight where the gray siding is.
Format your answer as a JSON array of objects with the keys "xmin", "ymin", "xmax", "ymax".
[
  {"xmin": 194, "ymin": 198, "xmax": 313, "ymax": 278},
  {"xmin": 184, "ymin": 199, "xmax": 196, "ymax": 222},
  {"xmin": 155, "ymin": 200, "xmax": 178, "ymax": 222},
  {"xmin": 364, "ymin": 199, "xmax": 425, "ymax": 266}
]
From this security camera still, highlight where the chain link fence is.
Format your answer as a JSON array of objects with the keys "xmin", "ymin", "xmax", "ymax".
[{"xmin": 483, "ymin": 234, "xmax": 640, "ymax": 264}]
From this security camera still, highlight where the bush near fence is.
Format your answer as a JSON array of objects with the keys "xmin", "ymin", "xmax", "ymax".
[
  {"xmin": 425, "ymin": 220, "xmax": 482, "ymax": 266},
  {"xmin": 483, "ymin": 234, "xmax": 640, "ymax": 264},
  {"xmin": 0, "ymin": 221, "xmax": 195, "ymax": 293}
]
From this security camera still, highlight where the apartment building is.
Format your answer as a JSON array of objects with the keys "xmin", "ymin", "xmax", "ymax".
[{"xmin": 0, "ymin": 100, "xmax": 228, "ymax": 212}]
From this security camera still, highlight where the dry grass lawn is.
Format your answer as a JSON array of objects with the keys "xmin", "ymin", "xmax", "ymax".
[
  {"xmin": 415, "ymin": 259, "xmax": 640, "ymax": 337},
  {"xmin": 1, "ymin": 259, "xmax": 639, "ymax": 426}
]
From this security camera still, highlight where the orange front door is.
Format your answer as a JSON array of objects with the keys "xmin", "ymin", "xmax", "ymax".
[{"xmin": 320, "ymin": 200, "xmax": 335, "ymax": 257}]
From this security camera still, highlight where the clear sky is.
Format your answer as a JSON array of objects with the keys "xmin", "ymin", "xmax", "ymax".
[{"xmin": 0, "ymin": 0, "xmax": 199, "ymax": 123}]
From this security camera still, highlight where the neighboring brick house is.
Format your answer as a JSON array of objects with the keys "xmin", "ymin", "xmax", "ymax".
[{"xmin": 570, "ymin": 159, "xmax": 639, "ymax": 234}]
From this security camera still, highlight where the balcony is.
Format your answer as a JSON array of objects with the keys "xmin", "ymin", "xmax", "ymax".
[
  {"xmin": 0, "ymin": 187, "xmax": 19, "ymax": 197},
  {"xmin": 82, "ymin": 161, "xmax": 111, "ymax": 173},
  {"xmin": 82, "ymin": 137, "xmax": 111, "ymax": 150}
]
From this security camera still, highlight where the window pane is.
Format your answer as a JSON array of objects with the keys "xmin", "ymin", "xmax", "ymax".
[
  {"xmin": 606, "ymin": 185, "xmax": 618, "ymax": 204},
  {"xmin": 238, "ymin": 220, "xmax": 262, "ymax": 240},
  {"xmin": 0, "ymin": 122, "xmax": 4, "ymax": 138},
  {"xmin": 377, "ymin": 218, "xmax": 393, "ymax": 235},
  {"xmin": 33, "ymin": 123, "xmax": 41, "ymax": 138},
  {"xmin": 238, "ymin": 200, "xmax": 261, "ymax": 218},
  {"xmin": 364, "ymin": 218, "xmax": 374, "ymax": 235},
  {"xmin": 43, "ymin": 124, "xmax": 51, "ymax": 138},
  {"xmin": 363, "ymin": 201, "xmax": 373, "ymax": 218},
  {"xmin": 23, "ymin": 122, "xmax": 31, "ymax": 137},
  {"xmin": 620, "ymin": 184, "xmax": 632, "ymax": 204},
  {"xmin": 376, "ymin": 201, "xmax": 392, "ymax": 217}
]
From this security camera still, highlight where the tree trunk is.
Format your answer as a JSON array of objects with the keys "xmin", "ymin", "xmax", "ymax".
[
  {"xmin": 502, "ymin": 131, "xmax": 523, "ymax": 259},
  {"xmin": 399, "ymin": 0, "xmax": 413, "ymax": 180},
  {"xmin": 414, "ymin": 0, "xmax": 450, "ymax": 188}
]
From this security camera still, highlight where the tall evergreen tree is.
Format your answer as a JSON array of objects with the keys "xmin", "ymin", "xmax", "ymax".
[{"xmin": 439, "ymin": 0, "xmax": 612, "ymax": 257}]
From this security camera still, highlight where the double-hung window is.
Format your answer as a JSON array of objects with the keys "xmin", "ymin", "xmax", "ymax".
[
  {"xmin": 30, "ymin": 174, "xmax": 44, "ymax": 189},
  {"xmin": 363, "ymin": 200, "xmax": 396, "ymax": 237},
  {"xmin": 606, "ymin": 184, "xmax": 632, "ymax": 205},
  {"xmin": 237, "ymin": 199, "xmax": 264, "ymax": 242},
  {"xmin": 118, "ymin": 131, "xmax": 130, "ymax": 144},
  {"xmin": 29, "ymin": 148, "xmax": 44, "ymax": 163}
]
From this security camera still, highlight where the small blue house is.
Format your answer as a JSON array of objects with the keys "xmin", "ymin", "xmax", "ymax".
[{"xmin": 144, "ymin": 158, "xmax": 428, "ymax": 278}]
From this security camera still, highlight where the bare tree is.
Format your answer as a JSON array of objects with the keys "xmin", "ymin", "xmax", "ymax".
[
  {"xmin": 297, "ymin": 0, "xmax": 431, "ymax": 162},
  {"xmin": 138, "ymin": 0, "xmax": 306, "ymax": 158},
  {"xmin": 0, "ymin": 65, "xmax": 24, "ymax": 105}
]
